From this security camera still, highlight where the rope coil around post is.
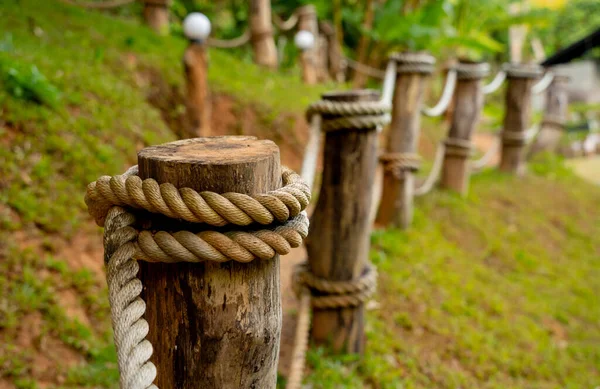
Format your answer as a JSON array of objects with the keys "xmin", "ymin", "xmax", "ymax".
[
  {"xmin": 414, "ymin": 142, "xmax": 446, "ymax": 197},
  {"xmin": 379, "ymin": 152, "xmax": 422, "ymax": 179},
  {"xmin": 86, "ymin": 166, "xmax": 311, "ymax": 389},
  {"xmin": 444, "ymin": 137, "xmax": 474, "ymax": 158},
  {"xmin": 286, "ymin": 262, "xmax": 377, "ymax": 389},
  {"xmin": 207, "ymin": 30, "xmax": 251, "ymax": 48}
]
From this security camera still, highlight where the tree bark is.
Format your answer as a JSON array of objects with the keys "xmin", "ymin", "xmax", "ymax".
[
  {"xmin": 500, "ymin": 75, "xmax": 537, "ymax": 174},
  {"xmin": 305, "ymin": 90, "xmax": 379, "ymax": 354},
  {"xmin": 138, "ymin": 136, "xmax": 282, "ymax": 389},
  {"xmin": 249, "ymin": 0, "xmax": 278, "ymax": 69},
  {"xmin": 143, "ymin": 0, "xmax": 170, "ymax": 35},
  {"xmin": 297, "ymin": 5, "xmax": 319, "ymax": 85},
  {"xmin": 441, "ymin": 67, "xmax": 485, "ymax": 194},
  {"xmin": 352, "ymin": 0, "xmax": 375, "ymax": 88},
  {"xmin": 528, "ymin": 74, "xmax": 569, "ymax": 157},
  {"xmin": 376, "ymin": 61, "xmax": 432, "ymax": 228},
  {"xmin": 183, "ymin": 43, "xmax": 210, "ymax": 137}
]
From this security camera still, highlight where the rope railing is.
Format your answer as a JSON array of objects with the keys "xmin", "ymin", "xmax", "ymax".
[
  {"xmin": 206, "ymin": 30, "xmax": 251, "ymax": 48},
  {"xmin": 422, "ymin": 69, "xmax": 457, "ymax": 117},
  {"xmin": 482, "ymin": 71, "xmax": 507, "ymax": 94},
  {"xmin": 531, "ymin": 71, "xmax": 554, "ymax": 94},
  {"xmin": 343, "ymin": 57, "xmax": 387, "ymax": 79},
  {"xmin": 414, "ymin": 142, "xmax": 446, "ymax": 196},
  {"xmin": 273, "ymin": 13, "xmax": 299, "ymax": 31},
  {"xmin": 471, "ymin": 134, "xmax": 501, "ymax": 172}
]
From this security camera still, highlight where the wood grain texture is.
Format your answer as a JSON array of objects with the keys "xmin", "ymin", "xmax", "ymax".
[
  {"xmin": 138, "ymin": 137, "xmax": 282, "ymax": 389},
  {"xmin": 441, "ymin": 76, "xmax": 484, "ymax": 194},
  {"xmin": 529, "ymin": 75, "xmax": 569, "ymax": 157},
  {"xmin": 183, "ymin": 44, "xmax": 210, "ymax": 137},
  {"xmin": 376, "ymin": 72, "xmax": 428, "ymax": 228},
  {"xmin": 305, "ymin": 90, "xmax": 379, "ymax": 354},
  {"xmin": 500, "ymin": 76, "xmax": 536, "ymax": 174},
  {"xmin": 249, "ymin": 0, "xmax": 278, "ymax": 69}
]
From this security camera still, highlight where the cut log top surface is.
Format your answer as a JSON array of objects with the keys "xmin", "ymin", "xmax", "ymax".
[{"xmin": 138, "ymin": 136, "xmax": 280, "ymax": 194}]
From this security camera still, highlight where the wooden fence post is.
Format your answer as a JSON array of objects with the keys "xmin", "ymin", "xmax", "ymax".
[
  {"xmin": 297, "ymin": 5, "xmax": 319, "ymax": 85},
  {"xmin": 249, "ymin": 0, "xmax": 278, "ymax": 69},
  {"xmin": 183, "ymin": 42, "xmax": 210, "ymax": 136},
  {"xmin": 499, "ymin": 64, "xmax": 543, "ymax": 174},
  {"xmin": 320, "ymin": 21, "xmax": 345, "ymax": 83},
  {"xmin": 440, "ymin": 61, "xmax": 489, "ymax": 194},
  {"xmin": 143, "ymin": 0, "xmax": 170, "ymax": 35},
  {"xmin": 529, "ymin": 73, "xmax": 569, "ymax": 157},
  {"xmin": 305, "ymin": 90, "xmax": 380, "ymax": 354},
  {"xmin": 376, "ymin": 52, "xmax": 435, "ymax": 228},
  {"xmin": 138, "ymin": 137, "xmax": 282, "ymax": 388}
]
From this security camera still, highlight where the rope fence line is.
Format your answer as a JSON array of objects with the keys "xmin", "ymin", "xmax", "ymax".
[
  {"xmin": 343, "ymin": 57, "xmax": 387, "ymax": 79},
  {"xmin": 60, "ymin": 0, "xmax": 135, "ymax": 9},
  {"xmin": 531, "ymin": 71, "xmax": 555, "ymax": 94},
  {"xmin": 88, "ymin": 165, "xmax": 311, "ymax": 389},
  {"xmin": 482, "ymin": 71, "xmax": 507, "ymax": 95},
  {"xmin": 206, "ymin": 30, "xmax": 251, "ymax": 48},
  {"xmin": 273, "ymin": 13, "xmax": 299, "ymax": 31},
  {"xmin": 471, "ymin": 135, "xmax": 501, "ymax": 172},
  {"xmin": 422, "ymin": 69, "xmax": 457, "ymax": 117},
  {"xmin": 414, "ymin": 142, "xmax": 445, "ymax": 196}
]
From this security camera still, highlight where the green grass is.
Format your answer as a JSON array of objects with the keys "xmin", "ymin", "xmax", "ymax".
[{"xmin": 306, "ymin": 155, "xmax": 600, "ymax": 388}]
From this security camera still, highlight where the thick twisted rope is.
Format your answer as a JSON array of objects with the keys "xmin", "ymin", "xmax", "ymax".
[
  {"xmin": 422, "ymin": 69, "xmax": 457, "ymax": 117},
  {"xmin": 85, "ymin": 166, "xmax": 310, "ymax": 227},
  {"xmin": 532, "ymin": 71, "xmax": 554, "ymax": 94},
  {"xmin": 273, "ymin": 13, "xmax": 299, "ymax": 31},
  {"xmin": 444, "ymin": 137, "xmax": 474, "ymax": 158},
  {"xmin": 414, "ymin": 142, "xmax": 446, "ymax": 197},
  {"xmin": 503, "ymin": 63, "xmax": 543, "ymax": 79},
  {"xmin": 380, "ymin": 152, "xmax": 422, "ymax": 178},
  {"xmin": 389, "ymin": 52, "xmax": 436, "ymax": 74},
  {"xmin": 207, "ymin": 30, "xmax": 250, "ymax": 48},
  {"xmin": 91, "ymin": 166, "xmax": 311, "ymax": 389},
  {"xmin": 285, "ymin": 287, "xmax": 311, "ymax": 389},
  {"xmin": 482, "ymin": 71, "xmax": 507, "ymax": 95},
  {"xmin": 455, "ymin": 62, "xmax": 490, "ymax": 80}
]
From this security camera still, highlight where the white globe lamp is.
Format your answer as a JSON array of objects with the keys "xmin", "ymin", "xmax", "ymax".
[
  {"xmin": 294, "ymin": 30, "xmax": 315, "ymax": 51},
  {"xmin": 183, "ymin": 13, "xmax": 211, "ymax": 42}
]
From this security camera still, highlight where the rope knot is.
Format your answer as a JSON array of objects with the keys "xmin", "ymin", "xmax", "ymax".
[
  {"xmin": 292, "ymin": 262, "xmax": 377, "ymax": 309},
  {"xmin": 380, "ymin": 152, "xmax": 422, "ymax": 177},
  {"xmin": 444, "ymin": 137, "xmax": 474, "ymax": 158}
]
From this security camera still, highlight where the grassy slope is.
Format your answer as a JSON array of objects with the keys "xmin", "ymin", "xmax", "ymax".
[
  {"xmin": 307, "ymin": 157, "xmax": 600, "ymax": 388},
  {"xmin": 1, "ymin": 1, "xmax": 599, "ymax": 388}
]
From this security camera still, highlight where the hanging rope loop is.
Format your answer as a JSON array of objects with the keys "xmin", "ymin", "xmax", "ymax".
[
  {"xmin": 422, "ymin": 69, "xmax": 457, "ymax": 117},
  {"xmin": 206, "ymin": 30, "xmax": 251, "ymax": 48}
]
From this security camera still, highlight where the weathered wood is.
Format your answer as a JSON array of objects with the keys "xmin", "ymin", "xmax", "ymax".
[
  {"xmin": 440, "ymin": 63, "xmax": 486, "ymax": 194},
  {"xmin": 297, "ymin": 5, "xmax": 318, "ymax": 85},
  {"xmin": 138, "ymin": 136, "xmax": 282, "ymax": 389},
  {"xmin": 143, "ymin": 0, "xmax": 170, "ymax": 35},
  {"xmin": 320, "ymin": 21, "xmax": 345, "ymax": 82},
  {"xmin": 376, "ymin": 56, "xmax": 433, "ymax": 228},
  {"xmin": 305, "ymin": 90, "xmax": 379, "ymax": 354},
  {"xmin": 183, "ymin": 43, "xmax": 210, "ymax": 137},
  {"xmin": 249, "ymin": 0, "xmax": 278, "ymax": 69},
  {"xmin": 529, "ymin": 74, "xmax": 569, "ymax": 157},
  {"xmin": 316, "ymin": 34, "xmax": 330, "ymax": 83},
  {"xmin": 500, "ymin": 70, "xmax": 539, "ymax": 174}
]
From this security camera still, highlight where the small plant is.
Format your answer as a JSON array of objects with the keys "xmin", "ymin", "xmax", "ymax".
[{"xmin": 0, "ymin": 56, "xmax": 61, "ymax": 108}]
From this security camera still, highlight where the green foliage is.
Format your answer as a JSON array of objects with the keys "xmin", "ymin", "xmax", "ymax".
[{"xmin": 0, "ymin": 57, "xmax": 61, "ymax": 108}]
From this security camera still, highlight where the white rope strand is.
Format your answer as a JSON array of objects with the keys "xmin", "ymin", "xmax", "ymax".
[
  {"xmin": 471, "ymin": 136, "xmax": 500, "ymax": 171},
  {"xmin": 207, "ymin": 30, "xmax": 250, "ymax": 49},
  {"xmin": 483, "ymin": 71, "xmax": 507, "ymax": 95},
  {"xmin": 414, "ymin": 142, "xmax": 445, "ymax": 196},
  {"xmin": 381, "ymin": 61, "xmax": 398, "ymax": 105},
  {"xmin": 422, "ymin": 69, "xmax": 457, "ymax": 117},
  {"xmin": 300, "ymin": 114, "xmax": 322, "ymax": 192},
  {"xmin": 532, "ymin": 71, "xmax": 554, "ymax": 94}
]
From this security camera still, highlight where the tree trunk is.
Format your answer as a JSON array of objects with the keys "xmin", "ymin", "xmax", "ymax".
[
  {"xmin": 376, "ymin": 53, "xmax": 434, "ymax": 228},
  {"xmin": 138, "ymin": 136, "xmax": 282, "ymax": 389},
  {"xmin": 249, "ymin": 0, "xmax": 278, "ymax": 69},
  {"xmin": 143, "ymin": 0, "xmax": 170, "ymax": 35},
  {"xmin": 183, "ymin": 43, "xmax": 210, "ymax": 137},
  {"xmin": 305, "ymin": 90, "xmax": 379, "ymax": 354},
  {"xmin": 528, "ymin": 74, "xmax": 569, "ymax": 157},
  {"xmin": 441, "ymin": 63, "xmax": 487, "ymax": 194},
  {"xmin": 500, "ymin": 67, "xmax": 541, "ymax": 174},
  {"xmin": 352, "ymin": 0, "xmax": 375, "ymax": 88},
  {"xmin": 297, "ymin": 5, "xmax": 319, "ymax": 85}
]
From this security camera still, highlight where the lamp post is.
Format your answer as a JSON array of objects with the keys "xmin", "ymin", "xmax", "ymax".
[
  {"xmin": 295, "ymin": 30, "xmax": 317, "ymax": 84},
  {"xmin": 182, "ymin": 13, "xmax": 211, "ymax": 137}
]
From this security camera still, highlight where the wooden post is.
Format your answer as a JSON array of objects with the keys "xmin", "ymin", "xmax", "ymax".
[
  {"xmin": 316, "ymin": 34, "xmax": 330, "ymax": 83},
  {"xmin": 440, "ymin": 61, "xmax": 489, "ymax": 194},
  {"xmin": 249, "ymin": 0, "xmax": 278, "ymax": 69},
  {"xmin": 305, "ymin": 90, "xmax": 379, "ymax": 353},
  {"xmin": 183, "ymin": 42, "xmax": 210, "ymax": 137},
  {"xmin": 320, "ymin": 21, "xmax": 345, "ymax": 82},
  {"xmin": 529, "ymin": 73, "xmax": 569, "ymax": 157},
  {"xmin": 499, "ymin": 64, "xmax": 543, "ymax": 174},
  {"xmin": 143, "ymin": 0, "xmax": 170, "ymax": 35},
  {"xmin": 297, "ymin": 5, "xmax": 318, "ymax": 85},
  {"xmin": 376, "ymin": 52, "xmax": 435, "ymax": 228},
  {"xmin": 138, "ymin": 137, "xmax": 282, "ymax": 388}
]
